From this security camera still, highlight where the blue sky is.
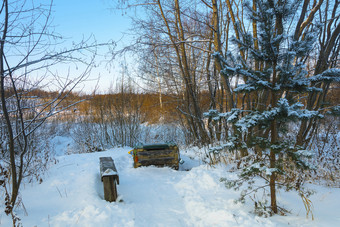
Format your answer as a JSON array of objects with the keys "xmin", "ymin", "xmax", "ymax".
[
  {"xmin": 53, "ymin": 0, "xmax": 130, "ymax": 44},
  {"xmin": 51, "ymin": 0, "xmax": 133, "ymax": 93}
]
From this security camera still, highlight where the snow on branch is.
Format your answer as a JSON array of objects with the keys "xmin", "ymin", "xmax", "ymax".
[
  {"xmin": 204, "ymin": 108, "xmax": 243, "ymax": 123},
  {"xmin": 327, "ymin": 105, "xmax": 340, "ymax": 116},
  {"xmin": 235, "ymin": 98, "xmax": 322, "ymax": 132},
  {"xmin": 309, "ymin": 68, "xmax": 340, "ymax": 83}
]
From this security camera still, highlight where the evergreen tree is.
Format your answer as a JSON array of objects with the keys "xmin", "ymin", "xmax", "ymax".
[{"xmin": 206, "ymin": 0, "xmax": 339, "ymax": 215}]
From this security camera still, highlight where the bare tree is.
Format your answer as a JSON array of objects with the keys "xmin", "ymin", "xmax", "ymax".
[
  {"xmin": 118, "ymin": 0, "xmax": 219, "ymax": 145},
  {"xmin": 0, "ymin": 0, "xmax": 113, "ymax": 225},
  {"xmin": 296, "ymin": 0, "xmax": 340, "ymax": 147}
]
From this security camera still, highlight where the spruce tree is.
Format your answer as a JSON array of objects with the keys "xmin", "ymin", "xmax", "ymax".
[{"xmin": 206, "ymin": 0, "xmax": 339, "ymax": 214}]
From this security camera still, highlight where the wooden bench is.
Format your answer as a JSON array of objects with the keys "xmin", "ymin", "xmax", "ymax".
[
  {"xmin": 99, "ymin": 157, "xmax": 119, "ymax": 202},
  {"xmin": 132, "ymin": 143, "xmax": 180, "ymax": 170}
]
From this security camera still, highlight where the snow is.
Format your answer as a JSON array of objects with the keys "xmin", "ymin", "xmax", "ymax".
[
  {"xmin": 102, "ymin": 168, "xmax": 117, "ymax": 177},
  {"xmin": 1, "ymin": 144, "xmax": 340, "ymax": 226},
  {"xmin": 51, "ymin": 136, "xmax": 74, "ymax": 156},
  {"xmin": 309, "ymin": 68, "xmax": 340, "ymax": 82}
]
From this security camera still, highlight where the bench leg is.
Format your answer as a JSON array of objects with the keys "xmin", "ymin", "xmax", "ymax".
[{"xmin": 103, "ymin": 176, "xmax": 118, "ymax": 202}]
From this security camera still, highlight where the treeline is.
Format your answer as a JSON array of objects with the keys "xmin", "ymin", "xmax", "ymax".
[
  {"xmin": 23, "ymin": 83, "xmax": 339, "ymax": 128},
  {"xmin": 77, "ymin": 91, "xmax": 216, "ymax": 123}
]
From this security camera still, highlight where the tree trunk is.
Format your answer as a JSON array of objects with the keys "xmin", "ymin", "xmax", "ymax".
[
  {"xmin": 269, "ymin": 62, "xmax": 278, "ymax": 214},
  {"xmin": 0, "ymin": 0, "xmax": 20, "ymax": 209}
]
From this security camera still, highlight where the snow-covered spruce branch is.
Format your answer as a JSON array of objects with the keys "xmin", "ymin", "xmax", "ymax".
[
  {"xmin": 309, "ymin": 68, "xmax": 340, "ymax": 83},
  {"xmin": 235, "ymin": 99, "xmax": 322, "ymax": 132}
]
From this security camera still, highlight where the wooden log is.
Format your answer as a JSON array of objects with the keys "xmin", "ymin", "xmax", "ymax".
[
  {"xmin": 99, "ymin": 157, "xmax": 119, "ymax": 202},
  {"xmin": 102, "ymin": 176, "xmax": 117, "ymax": 202}
]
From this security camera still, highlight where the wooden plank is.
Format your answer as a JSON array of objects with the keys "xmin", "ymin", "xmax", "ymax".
[
  {"xmin": 138, "ymin": 158, "xmax": 176, "ymax": 166},
  {"xmin": 137, "ymin": 149, "xmax": 174, "ymax": 156},
  {"xmin": 100, "ymin": 157, "xmax": 118, "ymax": 174},
  {"xmin": 99, "ymin": 157, "xmax": 119, "ymax": 202},
  {"xmin": 138, "ymin": 153, "xmax": 178, "ymax": 158},
  {"xmin": 102, "ymin": 176, "xmax": 118, "ymax": 202},
  {"xmin": 100, "ymin": 157, "xmax": 119, "ymax": 184},
  {"xmin": 142, "ymin": 144, "xmax": 169, "ymax": 150}
]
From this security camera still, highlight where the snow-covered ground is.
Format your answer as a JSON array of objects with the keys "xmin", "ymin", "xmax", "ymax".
[{"xmin": 1, "ymin": 140, "xmax": 340, "ymax": 226}]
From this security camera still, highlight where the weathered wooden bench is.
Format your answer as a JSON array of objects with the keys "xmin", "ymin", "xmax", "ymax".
[
  {"xmin": 132, "ymin": 143, "xmax": 180, "ymax": 170},
  {"xmin": 99, "ymin": 157, "xmax": 119, "ymax": 202}
]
